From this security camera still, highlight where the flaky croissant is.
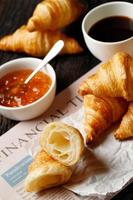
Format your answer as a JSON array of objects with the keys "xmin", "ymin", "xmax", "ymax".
[
  {"xmin": 27, "ymin": 0, "xmax": 85, "ymax": 31},
  {"xmin": 24, "ymin": 150, "xmax": 72, "ymax": 192},
  {"xmin": 40, "ymin": 122, "xmax": 84, "ymax": 166},
  {"xmin": 115, "ymin": 102, "xmax": 133, "ymax": 140},
  {"xmin": 0, "ymin": 25, "xmax": 83, "ymax": 57},
  {"xmin": 83, "ymin": 94, "xmax": 128, "ymax": 144},
  {"xmin": 79, "ymin": 52, "xmax": 133, "ymax": 101}
]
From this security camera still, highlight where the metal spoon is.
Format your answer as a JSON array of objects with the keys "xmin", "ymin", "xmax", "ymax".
[{"xmin": 24, "ymin": 40, "xmax": 64, "ymax": 84}]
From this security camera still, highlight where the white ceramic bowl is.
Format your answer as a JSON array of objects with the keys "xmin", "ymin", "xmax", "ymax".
[
  {"xmin": 82, "ymin": 1, "xmax": 133, "ymax": 61},
  {"xmin": 0, "ymin": 57, "xmax": 56, "ymax": 121}
]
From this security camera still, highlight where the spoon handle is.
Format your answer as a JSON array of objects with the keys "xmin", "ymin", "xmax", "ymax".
[{"xmin": 25, "ymin": 40, "xmax": 64, "ymax": 84}]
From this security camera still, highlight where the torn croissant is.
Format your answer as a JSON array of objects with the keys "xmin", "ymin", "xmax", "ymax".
[
  {"xmin": 78, "ymin": 52, "xmax": 133, "ymax": 101},
  {"xmin": 24, "ymin": 150, "xmax": 72, "ymax": 192},
  {"xmin": 115, "ymin": 103, "xmax": 133, "ymax": 140},
  {"xmin": 83, "ymin": 94, "xmax": 128, "ymax": 144},
  {"xmin": 27, "ymin": 0, "xmax": 85, "ymax": 31},
  {"xmin": 40, "ymin": 122, "xmax": 84, "ymax": 166},
  {"xmin": 0, "ymin": 25, "xmax": 83, "ymax": 57}
]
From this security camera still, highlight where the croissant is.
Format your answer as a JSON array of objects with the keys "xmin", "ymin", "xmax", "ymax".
[
  {"xmin": 78, "ymin": 52, "xmax": 133, "ymax": 101},
  {"xmin": 0, "ymin": 25, "xmax": 83, "ymax": 57},
  {"xmin": 27, "ymin": 0, "xmax": 85, "ymax": 31},
  {"xmin": 40, "ymin": 122, "xmax": 84, "ymax": 166},
  {"xmin": 83, "ymin": 94, "xmax": 128, "ymax": 144},
  {"xmin": 115, "ymin": 103, "xmax": 133, "ymax": 140},
  {"xmin": 24, "ymin": 150, "xmax": 72, "ymax": 192}
]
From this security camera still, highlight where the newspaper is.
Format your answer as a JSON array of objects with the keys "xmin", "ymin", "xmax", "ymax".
[{"xmin": 0, "ymin": 64, "xmax": 133, "ymax": 200}]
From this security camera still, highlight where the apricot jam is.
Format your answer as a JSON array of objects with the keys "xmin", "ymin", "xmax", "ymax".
[{"xmin": 0, "ymin": 69, "xmax": 52, "ymax": 107}]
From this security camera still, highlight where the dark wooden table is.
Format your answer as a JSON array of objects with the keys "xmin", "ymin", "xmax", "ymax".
[{"xmin": 0, "ymin": 0, "xmax": 133, "ymax": 199}]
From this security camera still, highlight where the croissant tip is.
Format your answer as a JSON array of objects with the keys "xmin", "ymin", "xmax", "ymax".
[
  {"xmin": 115, "ymin": 51, "xmax": 130, "ymax": 57},
  {"xmin": 86, "ymin": 135, "xmax": 94, "ymax": 146},
  {"xmin": 113, "ymin": 51, "xmax": 132, "ymax": 65},
  {"xmin": 27, "ymin": 19, "xmax": 36, "ymax": 32},
  {"xmin": 114, "ymin": 134, "xmax": 119, "ymax": 140},
  {"xmin": 114, "ymin": 132, "xmax": 124, "ymax": 140},
  {"xmin": 77, "ymin": 88, "xmax": 83, "ymax": 96}
]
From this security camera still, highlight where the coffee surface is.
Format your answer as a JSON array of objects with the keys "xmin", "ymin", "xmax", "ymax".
[{"xmin": 88, "ymin": 16, "xmax": 133, "ymax": 42}]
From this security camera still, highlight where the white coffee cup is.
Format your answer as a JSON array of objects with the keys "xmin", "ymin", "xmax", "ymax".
[{"xmin": 82, "ymin": 1, "xmax": 133, "ymax": 61}]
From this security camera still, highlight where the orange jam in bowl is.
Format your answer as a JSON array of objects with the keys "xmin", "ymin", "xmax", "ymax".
[{"xmin": 0, "ymin": 69, "xmax": 52, "ymax": 107}]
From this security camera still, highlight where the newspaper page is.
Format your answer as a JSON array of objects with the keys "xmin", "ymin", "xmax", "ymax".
[
  {"xmin": 0, "ymin": 63, "xmax": 133, "ymax": 200},
  {"xmin": 0, "ymin": 65, "xmax": 98, "ymax": 200}
]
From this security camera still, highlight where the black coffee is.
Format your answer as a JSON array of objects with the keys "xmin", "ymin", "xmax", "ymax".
[{"xmin": 88, "ymin": 16, "xmax": 133, "ymax": 42}]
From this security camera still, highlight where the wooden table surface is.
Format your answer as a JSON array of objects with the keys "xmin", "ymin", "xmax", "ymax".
[{"xmin": 0, "ymin": 0, "xmax": 133, "ymax": 199}]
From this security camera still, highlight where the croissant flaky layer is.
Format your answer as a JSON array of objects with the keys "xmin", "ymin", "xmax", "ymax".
[
  {"xmin": 115, "ymin": 103, "xmax": 133, "ymax": 140},
  {"xmin": 25, "ymin": 150, "xmax": 72, "ymax": 192},
  {"xmin": 0, "ymin": 26, "xmax": 83, "ymax": 56},
  {"xmin": 40, "ymin": 122, "xmax": 84, "ymax": 166},
  {"xmin": 79, "ymin": 52, "xmax": 133, "ymax": 101},
  {"xmin": 83, "ymin": 94, "xmax": 128, "ymax": 144},
  {"xmin": 27, "ymin": 0, "xmax": 85, "ymax": 31}
]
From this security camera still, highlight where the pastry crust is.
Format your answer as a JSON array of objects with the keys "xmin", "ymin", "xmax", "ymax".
[
  {"xmin": 78, "ymin": 52, "xmax": 133, "ymax": 101},
  {"xmin": 25, "ymin": 150, "xmax": 72, "ymax": 192},
  {"xmin": 27, "ymin": 0, "xmax": 85, "ymax": 31},
  {"xmin": 0, "ymin": 25, "xmax": 83, "ymax": 56},
  {"xmin": 83, "ymin": 94, "xmax": 128, "ymax": 144},
  {"xmin": 115, "ymin": 102, "xmax": 133, "ymax": 140},
  {"xmin": 39, "ymin": 122, "xmax": 84, "ymax": 166}
]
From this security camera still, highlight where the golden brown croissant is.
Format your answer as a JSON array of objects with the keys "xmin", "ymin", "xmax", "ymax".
[
  {"xmin": 83, "ymin": 94, "xmax": 128, "ymax": 144},
  {"xmin": 40, "ymin": 122, "xmax": 84, "ymax": 166},
  {"xmin": 24, "ymin": 150, "xmax": 72, "ymax": 192},
  {"xmin": 78, "ymin": 52, "xmax": 133, "ymax": 101},
  {"xmin": 27, "ymin": 0, "xmax": 85, "ymax": 31},
  {"xmin": 115, "ymin": 102, "xmax": 133, "ymax": 140},
  {"xmin": 0, "ymin": 25, "xmax": 83, "ymax": 57}
]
